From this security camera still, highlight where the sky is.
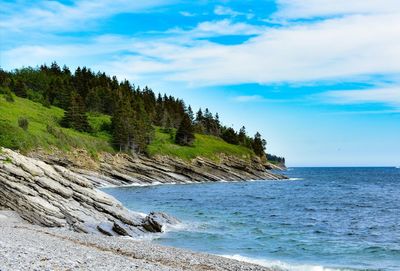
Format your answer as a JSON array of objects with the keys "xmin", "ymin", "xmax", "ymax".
[{"xmin": 1, "ymin": 0, "xmax": 399, "ymax": 166}]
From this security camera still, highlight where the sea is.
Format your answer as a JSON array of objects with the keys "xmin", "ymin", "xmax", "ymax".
[{"xmin": 103, "ymin": 167, "xmax": 400, "ymax": 271}]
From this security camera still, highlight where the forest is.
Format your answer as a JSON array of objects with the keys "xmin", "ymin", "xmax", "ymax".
[{"xmin": 0, "ymin": 62, "xmax": 285, "ymax": 164}]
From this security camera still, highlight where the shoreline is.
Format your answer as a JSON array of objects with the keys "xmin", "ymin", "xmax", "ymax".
[
  {"xmin": 0, "ymin": 210, "xmax": 271, "ymax": 271},
  {"xmin": 0, "ymin": 148, "xmax": 287, "ymax": 270},
  {"xmin": 99, "ymin": 177, "xmax": 293, "ymax": 189}
]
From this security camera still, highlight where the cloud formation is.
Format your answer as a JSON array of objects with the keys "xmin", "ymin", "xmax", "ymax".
[
  {"xmin": 324, "ymin": 87, "xmax": 400, "ymax": 107},
  {"xmin": 1, "ymin": 0, "xmax": 399, "ymax": 109},
  {"xmin": 0, "ymin": 0, "xmax": 171, "ymax": 32}
]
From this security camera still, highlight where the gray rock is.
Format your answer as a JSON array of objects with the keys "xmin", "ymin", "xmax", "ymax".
[
  {"xmin": 0, "ymin": 148, "xmax": 179, "ymax": 237},
  {"xmin": 142, "ymin": 212, "xmax": 180, "ymax": 233},
  {"xmin": 30, "ymin": 148, "xmax": 287, "ymax": 188}
]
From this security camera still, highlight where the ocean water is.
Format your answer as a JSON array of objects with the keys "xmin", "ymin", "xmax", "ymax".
[{"xmin": 103, "ymin": 168, "xmax": 400, "ymax": 271}]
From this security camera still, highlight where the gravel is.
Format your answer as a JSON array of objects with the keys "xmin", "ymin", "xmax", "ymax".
[{"xmin": 0, "ymin": 211, "xmax": 272, "ymax": 271}]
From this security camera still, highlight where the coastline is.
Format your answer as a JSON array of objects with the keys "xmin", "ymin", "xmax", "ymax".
[
  {"xmin": 29, "ymin": 148, "xmax": 287, "ymax": 188},
  {"xmin": 0, "ymin": 210, "xmax": 271, "ymax": 271},
  {"xmin": 0, "ymin": 147, "xmax": 286, "ymax": 270}
]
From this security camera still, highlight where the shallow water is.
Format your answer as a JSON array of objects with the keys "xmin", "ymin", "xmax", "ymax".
[{"xmin": 104, "ymin": 167, "xmax": 400, "ymax": 271}]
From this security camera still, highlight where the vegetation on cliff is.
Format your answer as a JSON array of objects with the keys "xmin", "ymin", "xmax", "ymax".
[{"xmin": 0, "ymin": 63, "xmax": 285, "ymax": 164}]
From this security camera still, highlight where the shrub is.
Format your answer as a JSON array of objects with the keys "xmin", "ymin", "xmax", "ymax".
[
  {"xmin": 5, "ymin": 92, "xmax": 14, "ymax": 102},
  {"xmin": 1, "ymin": 89, "xmax": 15, "ymax": 102},
  {"xmin": 18, "ymin": 117, "xmax": 29, "ymax": 131}
]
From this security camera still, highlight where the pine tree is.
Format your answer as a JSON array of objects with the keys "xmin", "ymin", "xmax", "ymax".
[
  {"xmin": 112, "ymin": 97, "xmax": 133, "ymax": 152},
  {"xmin": 238, "ymin": 126, "xmax": 246, "ymax": 145},
  {"xmin": 175, "ymin": 114, "xmax": 195, "ymax": 146},
  {"xmin": 187, "ymin": 105, "xmax": 194, "ymax": 123},
  {"xmin": 131, "ymin": 97, "xmax": 154, "ymax": 153},
  {"xmin": 12, "ymin": 79, "xmax": 28, "ymax": 98},
  {"xmin": 61, "ymin": 91, "xmax": 90, "ymax": 132},
  {"xmin": 252, "ymin": 132, "xmax": 267, "ymax": 157},
  {"xmin": 221, "ymin": 127, "xmax": 239, "ymax": 145}
]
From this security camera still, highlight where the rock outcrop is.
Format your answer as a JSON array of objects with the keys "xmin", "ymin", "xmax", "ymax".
[
  {"xmin": 0, "ymin": 148, "xmax": 177, "ymax": 237},
  {"xmin": 31, "ymin": 150, "xmax": 287, "ymax": 187}
]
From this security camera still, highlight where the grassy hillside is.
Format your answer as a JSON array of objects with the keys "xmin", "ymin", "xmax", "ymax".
[
  {"xmin": 0, "ymin": 94, "xmax": 113, "ymax": 156},
  {"xmin": 0, "ymin": 94, "xmax": 254, "ymax": 161},
  {"xmin": 148, "ymin": 128, "xmax": 253, "ymax": 161}
]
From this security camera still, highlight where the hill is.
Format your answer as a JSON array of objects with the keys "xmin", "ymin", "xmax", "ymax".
[{"xmin": 0, "ymin": 94, "xmax": 254, "ymax": 161}]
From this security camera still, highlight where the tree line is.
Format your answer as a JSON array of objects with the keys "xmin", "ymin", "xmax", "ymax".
[{"xmin": 0, "ymin": 62, "xmax": 284, "ymax": 162}]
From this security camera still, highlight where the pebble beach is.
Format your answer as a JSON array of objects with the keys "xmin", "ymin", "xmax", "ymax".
[{"xmin": 0, "ymin": 210, "xmax": 271, "ymax": 271}]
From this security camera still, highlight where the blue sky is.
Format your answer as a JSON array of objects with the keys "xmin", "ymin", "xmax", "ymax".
[{"xmin": 1, "ymin": 0, "xmax": 399, "ymax": 166}]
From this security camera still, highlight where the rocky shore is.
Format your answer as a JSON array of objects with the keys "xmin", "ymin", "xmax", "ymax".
[
  {"xmin": 0, "ymin": 147, "xmax": 285, "ymax": 236},
  {"xmin": 0, "ymin": 148, "xmax": 182, "ymax": 237},
  {"xmin": 1, "ymin": 210, "xmax": 273, "ymax": 271},
  {"xmin": 30, "ymin": 149, "xmax": 287, "ymax": 187},
  {"xmin": 0, "ymin": 147, "xmax": 284, "ymax": 270}
]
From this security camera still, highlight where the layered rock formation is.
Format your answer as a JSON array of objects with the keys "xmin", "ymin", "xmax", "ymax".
[
  {"xmin": 0, "ymin": 146, "xmax": 286, "ymax": 236},
  {"xmin": 0, "ymin": 148, "xmax": 178, "ymax": 236},
  {"xmin": 31, "ymin": 150, "xmax": 287, "ymax": 187}
]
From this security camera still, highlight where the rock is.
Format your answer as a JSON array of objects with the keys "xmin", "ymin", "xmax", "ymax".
[
  {"xmin": 0, "ymin": 146, "xmax": 286, "ymax": 237},
  {"xmin": 0, "ymin": 148, "xmax": 176, "ymax": 237},
  {"xmin": 29, "ymin": 148, "xmax": 288, "ymax": 188},
  {"xmin": 97, "ymin": 222, "xmax": 114, "ymax": 236},
  {"xmin": 142, "ymin": 212, "xmax": 180, "ymax": 233},
  {"xmin": 112, "ymin": 221, "xmax": 131, "ymax": 236}
]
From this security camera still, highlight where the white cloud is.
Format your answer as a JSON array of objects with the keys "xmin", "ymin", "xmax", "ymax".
[
  {"xmin": 113, "ymin": 13, "xmax": 399, "ymax": 87},
  {"xmin": 191, "ymin": 19, "xmax": 264, "ymax": 36},
  {"xmin": 0, "ymin": 0, "xmax": 172, "ymax": 32},
  {"xmin": 323, "ymin": 87, "xmax": 400, "ymax": 107},
  {"xmin": 3, "ymin": 12, "xmax": 400, "ymax": 89},
  {"xmin": 1, "ymin": 0, "xmax": 400, "ymax": 110},
  {"xmin": 274, "ymin": 0, "xmax": 400, "ymax": 19},
  {"xmin": 214, "ymin": 6, "xmax": 254, "ymax": 19},
  {"xmin": 180, "ymin": 11, "xmax": 196, "ymax": 17}
]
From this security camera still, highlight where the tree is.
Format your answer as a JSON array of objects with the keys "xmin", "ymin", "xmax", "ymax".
[
  {"xmin": 131, "ymin": 97, "xmax": 154, "ymax": 153},
  {"xmin": 61, "ymin": 91, "xmax": 90, "ymax": 132},
  {"xmin": 252, "ymin": 132, "xmax": 267, "ymax": 157},
  {"xmin": 175, "ymin": 114, "xmax": 195, "ymax": 146},
  {"xmin": 11, "ymin": 79, "xmax": 28, "ymax": 98},
  {"xmin": 111, "ymin": 97, "xmax": 133, "ymax": 152},
  {"xmin": 221, "ymin": 127, "xmax": 239, "ymax": 145},
  {"xmin": 111, "ymin": 95, "xmax": 154, "ymax": 154},
  {"xmin": 238, "ymin": 126, "xmax": 247, "ymax": 145},
  {"xmin": 187, "ymin": 105, "xmax": 194, "ymax": 123}
]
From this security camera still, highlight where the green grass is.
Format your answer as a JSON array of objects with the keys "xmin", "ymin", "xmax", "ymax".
[
  {"xmin": 148, "ymin": 128, "xmax": 254, "ymax": 161},
  {"xmin": 0, "ymin": 94, "xmax": 113, "ymax": 154},
  {"xmin": 0, "ymin": 94, "xmax": 255, "ymax": 161}
]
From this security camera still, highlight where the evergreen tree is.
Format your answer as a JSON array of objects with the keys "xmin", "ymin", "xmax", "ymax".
[
  {"xmin": 195, "ymin": 108, "xmax": 203, "ymax": 123},
  {"xmin": 12, "ymin": 79, "xmax": 28, "ymax": 98},
  {"xmin": 221, "ymin": 127, "xmax": 239, "ymax": 145},
  {"xmin": 238, "ymin": 126, "xmax": 247, "ymax": 145},
  {"xmin": 111, "ymin": 97, "xmax": 133, "ymax": 152},
  {"xmin": 61, "ymin": 91, "xmax": 90, "ymax": 132},
  {"xmin": 252, "ymin": 132, "xmax": 267, "ymax": 157},
  {"xmin": 175, "ymin": 114, "xmax": 195, "ymax": 146},
  {"xmin": 131, "ymin": 97, "xmax": 154, "ymax": 153},
  {"xmin": 187, "ymin": 105, "xmax": 194, "ymax": 123}
]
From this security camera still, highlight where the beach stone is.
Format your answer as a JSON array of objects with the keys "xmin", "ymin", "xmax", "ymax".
[{"xmin": 142, "ymin": 212, "xmax": 180, "ymax": 233}]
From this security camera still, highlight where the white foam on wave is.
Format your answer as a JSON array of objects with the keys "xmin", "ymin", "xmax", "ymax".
[
  {"xmin": 288, "ymin": 178, "xmax": 304, "ymax": 181},
  {"xmin": 162, "ymin": 222, "xmax": 191, "ymax": 233},
  {"xmin": 221, "ymin": 254, "xmax": 356, "ymax": 271}
]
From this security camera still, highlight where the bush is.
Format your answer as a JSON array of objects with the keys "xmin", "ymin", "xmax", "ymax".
[
  {"xmin": 5, "ymin": 91, "xmax": 14, "ymax": 103},
  {"xmin": 18, "ymin": 117, "xmax": 29, "ymax": 131},
  {"xmin": 1, "ymin": 89, "xmax": 15, "ymax": 102}
]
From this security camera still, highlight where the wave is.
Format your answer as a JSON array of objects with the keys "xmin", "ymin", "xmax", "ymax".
[
  {"xmin": 289, "ymin": 178, "xmax": 304, "ymax": 181},
  {"xmin": 162, "ymin": 221, "xmax": 192, "ymax": 233},
  {"xmin": 220, "ymin": 254, "xmax": 367, "ymax": 271}
]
